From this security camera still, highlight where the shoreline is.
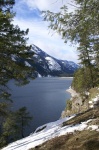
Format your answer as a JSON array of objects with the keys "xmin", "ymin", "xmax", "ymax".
[
  {"xmin": 66, "ymin": 87, "xmax": 79, "ymax": 97},
  {"xmin": 61, "ymin": 87, "xmax": 80, "ymax": 118},
  {"xmin": 60, "ymin": 77, "xmax": 73, "ymax": 79}
]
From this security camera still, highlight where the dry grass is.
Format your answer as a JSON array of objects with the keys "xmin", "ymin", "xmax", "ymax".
[
  {"xmin": 30, "ymin": 130, "xmax": 99, "ymax": 150},
  {"xmin": 63, "ymin": 107, "xmax": 99, "ymax": 127},
  {"xmin": 88, "ymin": 87, "xmax": 99, "ymax": 101},
  {"xmin": 30, "ymin": 106, "xmax": 99, "ymax": 150}
]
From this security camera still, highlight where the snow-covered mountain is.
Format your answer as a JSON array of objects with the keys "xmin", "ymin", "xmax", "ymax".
[{"xmin": 25, "ymin": 44, "xmax": 79, "ymax": 77}]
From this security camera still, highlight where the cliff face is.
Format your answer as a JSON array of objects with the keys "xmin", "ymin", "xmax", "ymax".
[{"xmin": 61, "ymin": 87, "xmax": 99, "ymax": 118}]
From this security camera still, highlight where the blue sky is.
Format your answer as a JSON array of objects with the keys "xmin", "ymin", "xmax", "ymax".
[{"xmin": 13, "ymin": 0, "xmax": 78, "ymax": 63}]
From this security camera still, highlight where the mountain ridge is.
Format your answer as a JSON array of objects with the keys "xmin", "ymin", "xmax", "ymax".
[{"xmin": 25, "ymin": 44, "xmax": 79, "ymax": 77}]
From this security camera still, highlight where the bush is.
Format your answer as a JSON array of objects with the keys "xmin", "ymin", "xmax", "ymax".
[
  {"xmin": 72, "ymin": 68, "xmax": 97, "ymax": 94},
  {"xmin": 66, "ymin": 99, "xmax": 72, "ymax": 110}
]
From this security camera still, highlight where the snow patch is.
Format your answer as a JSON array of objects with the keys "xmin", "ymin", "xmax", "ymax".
[
  {"xmin": 24, "ymin": 61, "xmax": 31, "ymax": 67},
  {"xmin": 89, "ymin": 94, "xmax": 99, "ymax": 108},
  {"xmin": 33, "ymin": 54, "xmax": 38, "ymax": 58},
  {"xmin": 90, "ymin": 105, "xmax": 94, "ymax": 108},
  {"xmin": 37, "ymin": 73, "xmax": 42, "ymax": 78},
  {"xmin": 68, "ymin": 61, "xmax": 78, "ymax": 68},
  {"xmin": 2, "ymin": 115, "xmax": 99, "ymax": 150},
  {"xmin": 87, "ymin": 125, "xmax": 99, "ymax": 131},
  {"xmin": 31, "ymin": 45, "xmax": 41, "ymax": 54},
  {"xmin": 45, "ymin": 57, "xmax": 61, "ymax": 71}
]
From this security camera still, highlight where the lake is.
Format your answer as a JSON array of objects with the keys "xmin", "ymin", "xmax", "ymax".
[{"xmin": 9, "ymin": 77, "xmax": 72, "ymax": 136}]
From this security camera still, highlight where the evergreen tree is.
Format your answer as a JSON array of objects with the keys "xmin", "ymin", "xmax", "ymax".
[
  {"xmin": 72, "ymin": 68, "xmax": 94, "ymax": 93},
  {"xmin": 0, "ymin": 1, "xmax": 34, "ymax": 147},
  {"xmin": 0, "ymin": 0, "xmax": 34, "ymax": 99},
  {"xmin": 15, "ymin": 107, "xmax": 32, "ymax": 138},
  {"xmin": 0, "ymin": 113, "xmax": 18, "ymax": 147},
  {"xmin": 0, "ymin": 107, "xmax": 32, "ymax": 148},
  {"xmin": 43, "ymin": 0, "xmax": 99, "ymax": 89}
]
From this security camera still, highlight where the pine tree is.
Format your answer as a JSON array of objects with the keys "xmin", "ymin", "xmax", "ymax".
[
  {"xmin": 0, "ymin": 0, "xmax": 34, "ymax": 99},
  {"xmin": 0, "ymin": 1, "xmax": 34, "ymax": 147},
  {"xmin": 15, "ymin": 107, "xmax": 32, "ymax": 138},
  {"xmin": 0, "ymin": 107, "xmax": 32, "ymax": 148},
  {"xmin": 43, "ymin": 0, "xmax": 99, "ymax": 89},
  {"xmin": 0, "ymin": 113, "xmax": 18, "ymax": 147}
]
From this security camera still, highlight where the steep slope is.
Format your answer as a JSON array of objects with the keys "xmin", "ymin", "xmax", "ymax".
[
  {"xmin": 2, "ymin": 86, "xmax": 99, "ymax": 150},
  {"xmin": 24, "ymin": 44, "xmax": 79, "ymax": 77},
  {"xmin": 2, "ymin": 106, "xmax": 99, "ymax": 150}
]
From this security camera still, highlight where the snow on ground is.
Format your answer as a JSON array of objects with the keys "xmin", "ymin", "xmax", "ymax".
[
  {"xmin": 67, "ymin": 87, "xmax": 99, "ymax": 108},
  {"xmin": 87, "ymin": 125, "xmax": 99, "ymax": 131},
  {"xmin": 2, "ymin": 115, "xmax": 99, "ymax": 150},
  {"xmin": 66, "ymin": 87, "xmax": 79, "ymax": 97},
  {"xmin": 45, "ymin": 57, "xmax": 61, "ymax": 71},
  {"xmin": 89, "ymin": 93, "xmax": 99, "ymax": 108},
  {"xmin": 93, "ymin": 95, "xmax": 99, "ymax": 103}
]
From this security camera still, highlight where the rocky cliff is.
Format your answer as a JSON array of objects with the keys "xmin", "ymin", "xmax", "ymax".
[{"xmin": 61, "ymin": 87, "xmax": 99, "ymax": 118}]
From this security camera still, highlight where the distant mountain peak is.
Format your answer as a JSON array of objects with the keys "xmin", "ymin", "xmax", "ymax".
[{"xmin": 26, "ymin": 44, "xmax": 79, "ymax": 77}]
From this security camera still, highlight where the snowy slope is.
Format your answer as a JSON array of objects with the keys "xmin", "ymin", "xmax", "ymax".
[
  {"xmin": 13, "ymin": 44, "xmax": 78, "ymax": 77},
  {"xmin": 2, "ymin": 115, "xmax": 99, "ymax": 150},
  {"xmin": 24, "ymin": 44, "xmax": 79, "ymax": 77},
  {"xmin": 45, "ymin": 57, "xmax": 61, "ymax": 71}
]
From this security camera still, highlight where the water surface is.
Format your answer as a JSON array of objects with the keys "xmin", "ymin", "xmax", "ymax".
[{"xmin": 9, "ymin": 77, "xmax": 72, "ymax": 136}]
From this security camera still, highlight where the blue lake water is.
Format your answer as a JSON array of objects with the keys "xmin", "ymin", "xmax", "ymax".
[{"xmin": 9, "ymin": 77, "xmax": 72, "ymax": 136}]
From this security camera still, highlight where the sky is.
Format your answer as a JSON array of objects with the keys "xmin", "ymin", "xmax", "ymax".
[{"xmin": 13, "ymin": 0, "xmax": 78, "ymax": 63}]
